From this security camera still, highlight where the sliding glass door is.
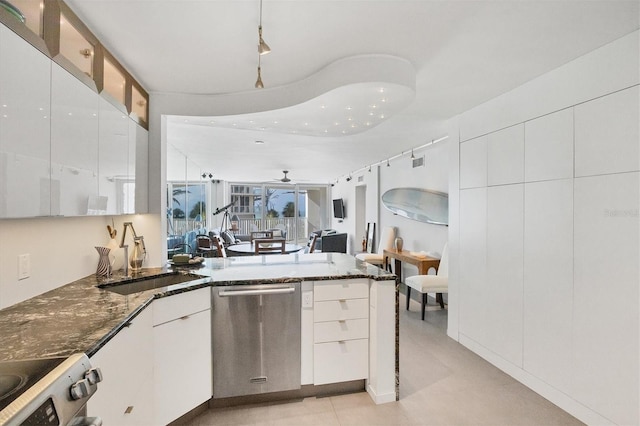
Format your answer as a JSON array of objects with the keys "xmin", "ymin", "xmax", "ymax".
[{"xmin": 229, "ymin": 183, "xmax": 330, "ymax": 244}]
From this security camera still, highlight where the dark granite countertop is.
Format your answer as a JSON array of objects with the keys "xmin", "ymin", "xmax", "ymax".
[{"xmin": 0, "ymin": 253, "xmax": 395, "ymax": 362}]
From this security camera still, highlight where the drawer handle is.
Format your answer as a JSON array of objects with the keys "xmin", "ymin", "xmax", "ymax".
[
  {"xmin": 338, "ymin": 299, "xmax": 347, "ymax": 303},
  {"xmin": 124, "ymin": 406, "xmax": 134, "ymax": 414},
  {"xmin": 180, "ymin": 315, "xmax": 190, "ymax": 320},
  {"xmin": 338, "ymin": 320, "xmax": 346, "ymax": 323}
]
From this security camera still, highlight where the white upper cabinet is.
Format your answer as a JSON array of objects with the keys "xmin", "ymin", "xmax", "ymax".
[
  {"xmin": 98, "ymin": 97, "xmax": 129, "ymax": 215},
  {"xmin": 487, "ymin": 124, "xmax": 524, "ymax": 186},
  {"xmin": 51, "ymin": 63, "xmax": 99, "ymax": 216},
  {"xmin": 525, "ymin": 108, "xmax": 574, "ymax": 182},
  {"xmin": 0, "ymin": 25, "xmax": 51, "ymax": 218},
  {"xmin": 129, "ymin": 120, "xmax": 149, "ymax": 214},
  {"xmin": 575, "ymin": 86, "xmax": 639, "ymax": 177},
  {"xmin": 0, "ymin": 21, "xmax": 149, "ymax": 219},
  {"xmin": 459, "ymin": 135, "xmax": 487, "ymax": 189}
]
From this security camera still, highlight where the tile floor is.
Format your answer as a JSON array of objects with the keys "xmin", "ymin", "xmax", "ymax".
[{"xmin": 182, "ymin": 293, "xmax": 583, "ymax": 425}]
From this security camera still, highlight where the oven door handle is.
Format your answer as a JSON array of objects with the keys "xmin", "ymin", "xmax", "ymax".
[{"xmin": 218, "ymin": 287, "xmax": 296, "ymax": 297}]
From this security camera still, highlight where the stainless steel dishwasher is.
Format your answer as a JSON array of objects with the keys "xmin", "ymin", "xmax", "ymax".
[{"xmin": 212, "ymin": 283, "xmax": 301, "ymax": 399}]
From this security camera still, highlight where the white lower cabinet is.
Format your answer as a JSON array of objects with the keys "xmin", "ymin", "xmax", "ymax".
[
  {"xmin": 312, "ymin": 279, "xmax": 369, "ymax": 386},
  {"xmin": 87, "ymin": 309, "xmax": 154, "ymax": 426},
  {"xmin": 153, "ymin": 288, "xmax": 212, "ymax": 425}
]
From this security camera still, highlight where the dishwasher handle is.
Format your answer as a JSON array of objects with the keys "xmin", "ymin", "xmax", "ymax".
[{"xmin": 218, "ymin": 286, "xmax": 296, "ymax": 297}]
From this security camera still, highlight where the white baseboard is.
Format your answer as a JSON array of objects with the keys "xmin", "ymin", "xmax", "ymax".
[
  {"xmin": 366, "ymin": 384, "xmax": 396, "ymax": 405},
  {"xmin": 458, "ymin": 334, "xmax": 615, "ymax": 426}
]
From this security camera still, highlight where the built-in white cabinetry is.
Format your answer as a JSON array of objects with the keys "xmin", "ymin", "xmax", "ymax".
[
  {"xmin": 130, "ymin": 120, "xmax": 148, "ymax": 214},
  {"xmin": 51, "ymin": 63, "xmax": 100, "ymax": 216},
  {"xmin": 459, "ymin": 135, "xmax": 488, "ymax": 189},
  {"xmin": 524, "ymin": 108, "xmax": 573, "ymax": 182},
  {"xmin": 313, "ymin": 279, "xmax": 369, "ymax": 385},
  {"xmin": 0, "ymin": 21, "xmax": 148, "ymax": 218},
  {"xmin": 98, "ymin": 98, "xmax": 129, "ymax": 215},
  {"xmin": 574, "ymin": 86, "xmax": 639, "ymax": 177},
  {"xmin": 153, "ymin": 287, "xmax": 212, "ymax": 425},
  {"xmin": 0, "ymin": 25, "xmax": 51, "ymax": 218},
  {"xmin": 87, "ymin": 309, "xmax": 154, "ymax": 426},
  {"xmin": 487, "ymin": 124, "xmax": 524, "ymax": 186}
]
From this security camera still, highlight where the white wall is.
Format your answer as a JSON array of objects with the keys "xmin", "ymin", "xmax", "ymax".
[
  {"xmin": 330, "ymin": 136, "xmax": 450, "ymax": 269},
  {"xmin": 0, "ymin": 214, "xmax": 162, "ymax": 309},
  {"xmin": 450, "ymin": 31, "xmax": 639, "ymax": 425}
]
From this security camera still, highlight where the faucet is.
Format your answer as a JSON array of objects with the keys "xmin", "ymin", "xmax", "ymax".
[{"xmin": 119, "ymin": 222, "xmax": 146, "ymax": 277}]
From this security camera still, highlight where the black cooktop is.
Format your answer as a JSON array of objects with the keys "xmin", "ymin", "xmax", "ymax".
[{"xmin": 0, "ymin": 357, "xmax": 66, "ymax": 411}]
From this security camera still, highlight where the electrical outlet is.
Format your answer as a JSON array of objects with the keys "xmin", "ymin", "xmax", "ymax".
[
  {"xmin": 302, "ymin": 290, "xmax": 313, "ymax": 308},
  {"xmin": 18, "ymin": 254, "xmax": 30, "ymax": 280}
]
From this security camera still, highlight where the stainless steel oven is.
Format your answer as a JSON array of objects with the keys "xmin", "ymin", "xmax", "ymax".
[
  {"xmin": 212, "ymin": 283, "xmax": 301, "ymax": 399},
  {"xmin": 0, "ymin": 353, "xmax": 102, "ymax": 426}
]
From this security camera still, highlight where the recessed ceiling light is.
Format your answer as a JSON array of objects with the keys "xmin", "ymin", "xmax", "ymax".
[
  {"xmin": 369, "ymin": 112, "xmax": 374, "ymax": 116},
  {"xmin": 232, "ymin": 123, "xmax": 237, "ymax": 126},
  {"xmin": 380, "ymin": 114, "xmax": 385, "ymax": 119},
  {"xmin": 304, "ymin": 122, "xmax": 309, "ymax": 126},
  {"xmin": 379, "ymin": 88, "xmax": 385, "ymax": 93},
  {"xmin": 342, "ymin": 130, "xmax": 347, "ymax": 134},
  {"xmin": 346, "ymin": 106, "xmax": 352, "ymax": 110},
  {"xmin": 334, "ymin": 122, "xmax": 340, "ymax": 126},
  {"xmin": 347, "ymin": 117, "xmax": 353, "ymax": 121},
  {"xmin": 209, "ymin": 120, "xmax": 215, "ymax": 124},
  {"xmin": 184, "ymin": 119, "xmax": 188, "ymax": 122},
  {"xmin": 371, "ymin": 104, "xmax": 377, "ymax": 109},
  {"xmin": 320, "ymin": 105, "xmax": 326, "ymax": 109},
  {"xmin": 273, "ymin": 120, "xmax": 278, "ymax": 124},
  {"xmin": 381, "ymin": 98, "xmax": 387, "ymax": 103},
  {"xmin": 249, "ymin": 120, "xmax": 254, "ymax": 124},
  {"xmin": 365, "ymin": 122, "xmax": 371, "ymax": 126}
]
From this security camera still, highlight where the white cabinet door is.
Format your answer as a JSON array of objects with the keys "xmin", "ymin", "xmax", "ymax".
[
  {"xmin": 98, "ymin": 97, "xmax": 129, "ymax": 215},
  {"xmin": 153, "ymin": 309, "xmax": 211, "ymax": 425},
  {"xmin": 87, "ymin": 309, "xmax": 154, "ymax": 426},
  {"xmin": 313, "ymin": 339, "xmax": 368, "ymax": 385},
  {"xmin": 0, "ymin": 25, "xmax": 51, "ymax": 218},
  {"xmin": 50, "ymin": 63, "xmax": 99, "ymax": 216}
]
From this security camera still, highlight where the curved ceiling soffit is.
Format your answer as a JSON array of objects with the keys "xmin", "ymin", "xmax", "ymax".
[{"xmin": 154, "ymin": 54, "xmax": 416, "ymax": 118}]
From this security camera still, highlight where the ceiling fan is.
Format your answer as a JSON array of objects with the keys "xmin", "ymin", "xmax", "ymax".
[{"xmin": 275, "ymin": 170, "xmax": 292, "ymax": 183}]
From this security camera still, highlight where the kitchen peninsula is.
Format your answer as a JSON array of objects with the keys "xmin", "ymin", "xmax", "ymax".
[{"xmin": 0, "ymin": 253, "xmax": 397, "ymax": 425}]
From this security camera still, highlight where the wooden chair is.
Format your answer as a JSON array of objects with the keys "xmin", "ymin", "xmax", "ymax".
[
  {"xmin": 254, "ymin": 238, "xmax": 285, "ymax": 254},
  {"xmin": 211, "ymin": 235, "xmax": 227, "ymax": 258}
]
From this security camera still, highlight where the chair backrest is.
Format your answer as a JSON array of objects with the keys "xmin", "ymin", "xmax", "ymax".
[
  {"xmin": 307, "ymin": 234, "xmax": 318, "ymax": 253},
  {"xmin": 212, "ymin": 235, "xmax": 227, "ymax": 258},
  {"xmin": 437, "ymin": 243, "xmax": 449, "ymax": 277},
  {"xmin": 377, "ymin": 226, "xmax": 396, "ymax": 253},
  {"xmin": 255, "ymin": 239, "xmax": 285, "ymax": 254},
  {"xmin": 321, "ymin": 233, "xmax": 348, "ymax": 253},
  {"xmin": 196, "ymin": 234, "xmax": 212, "ymax": 249},
  {"xmin": 251, "ymin": 230, "xmax": 273, "ymax": 242}
]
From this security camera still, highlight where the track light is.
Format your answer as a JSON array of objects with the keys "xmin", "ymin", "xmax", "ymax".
[
  {"xmin": 386, "ymin": 159, "xmax": 390, "ymax": 167},
  {"xmin": 411, "ymin": 149, "xmax": 415, "ymax": 160},
  {"xmin": 346, "ymin": 175, "xmax": 352, "ymax": 182},
  {"xmin": 368, "ymin": 165, "xmax": 372, "ymax": 172}
]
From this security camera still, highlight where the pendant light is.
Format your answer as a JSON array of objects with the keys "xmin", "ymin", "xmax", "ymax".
[
  {"xmin": 258, "ymin": 0, "xmax": 270, "ymax": 55},
  {"xmin": 255, "ymin": 0, "xmax": 269, "ymax": 88},
  {"xmin": 255, "ymin": 55, "xmax": 264, "ymax": 89}
]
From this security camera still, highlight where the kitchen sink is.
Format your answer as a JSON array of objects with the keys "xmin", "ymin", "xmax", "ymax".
[{"xmin": 97, "ymin": 273, "xmax": 203, "ymax": 295}]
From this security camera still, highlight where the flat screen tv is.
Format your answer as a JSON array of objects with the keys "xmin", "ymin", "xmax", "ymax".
[{"xmin": 332, "ymin": 198, "xmax": 345, "ymax": 219}]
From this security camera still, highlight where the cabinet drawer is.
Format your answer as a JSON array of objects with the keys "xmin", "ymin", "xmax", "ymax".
[
  {"xmin": 314, "ymin": 299, "xmax": 369, "ymax": 322},
  {"xmin": 313, "ymin": 339, "xmax": 368, "ymax": 385},
  {"xmin": 314, "ymin": 318, "xmax": 369, "ymax": 343},
  {"xmin": 153, "ymin": 287, "xmax": 210, "ymax": 326},
  {"xmin": 314, "ymin": 279, "xmax": 369, "ymax": 301}
]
